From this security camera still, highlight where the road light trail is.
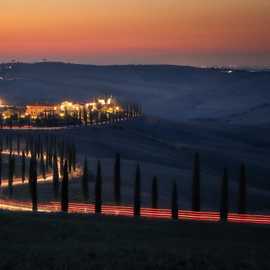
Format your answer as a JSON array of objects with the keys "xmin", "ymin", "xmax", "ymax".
[
  {"xmin": 0, "ymin": 198, "xmax": 270, "ymax": 225},
  {"xmin": 0, "ymin": 149, "xmax": 270, "ymax": 225}
]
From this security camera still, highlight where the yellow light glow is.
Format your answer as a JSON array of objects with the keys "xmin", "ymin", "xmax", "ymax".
[
  {"xmin": 98, "ymin": 99, "xmax": 105, "ymax": 105},
  {"xmin": 0, "ymin": 96, "xmax": 123, "ymax": 121}
]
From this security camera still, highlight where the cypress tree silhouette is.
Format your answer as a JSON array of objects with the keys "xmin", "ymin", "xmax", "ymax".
[
  {"xmin": 53, "ymin": 154, "xmax": 59, "ymax": 200},
  {"xmin": 95, "ymin": 161, "xmax": 102, "ymax": 214},
  {"xmin": 89, "ymin": 110, "xmax": 93, "ymax": 125},
  {"xmin": 60, "ymin": 151, "xmax": 64, "ymax": 177},
  {"xmin": 134, "ymin": 164, "xmax": 141, "ymax": 217},
  {"xmin": 81, "ymin": 158, "xmax": 90, "ymax": 202},
  {"xmin": 220, "ymin": 168, "xmax": 229, "ymax": 222},
  {"xmin": 71, "ymin": 143, "xmax": 76, "ymax": 172},
  {"xmin": 68, "ymin": 146, "xmax": 72, "ymax": 173},
  {"xmin": 79, "ymin": 108, "xmax": 82, "ymax": 125},
  {"xmin": 0, "ymin": 152, "xmax": 2, "ymax": 186},
  {"xmin": 9, "ymin": 136, "xmax": 13, "ymax": 154},
  {"xmin": 61, "ymin": 160, "xmax": 69, "ymax": 212},
  {"xmin": 171, "ymin": 181, "xmax": 178, "ymax": 220},
  {"xmin": 8, "ymin": 154, "xmax": 15, "ymax": 198},
  {"xmin": 16, "ymin": 135, "xmax": 20, "ymax": 155},
  {"xmin": 83, "ymin": 107, "xmax": 88, "ymax": 126},
  {"xmin": 45, "ymin": 144, "xmax": 50, "ymax": 172},
  {"xmin": 25, "ymin": 138, "xmax": 29, "ymax": 156},
  {"xmin": 192, "ymin": 152, "xmax": 200, "ymax": 211},
  {"xmin": 40, "ymin": 152, "xmax": 46, "ymax": 180},
  {"xmin": 0, "ymin": 137, "xmax": 2, "ymax": 153},
  {"xmin": 5, "ymin": 135, "xmax": 9, "ymax": 150},
  {"xmin": 238, "ymin": 163, "xmax": 247, "ymax": 214},
  {"xmin": 21, "ymin": 151, "xmax": 26, "ymax": 183},
  {"xmin": 114, "ymin": 153, "xmax": 121, "ymax": 205},
  {"xmin": 151, "ymin": 176, "xmax": 158, "ymax": 209},
  {"xmin": 29, "ymin": 155, "xmax": 38, "ymax": 212}
]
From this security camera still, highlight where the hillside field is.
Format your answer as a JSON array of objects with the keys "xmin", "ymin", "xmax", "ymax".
[{"xmin": 0, "ymin": 211, "xmax": 269, "ymax": 270}]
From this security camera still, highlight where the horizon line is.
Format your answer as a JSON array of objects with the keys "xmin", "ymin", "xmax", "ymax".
[{"xmin": 0, "ymin": 60, "xmax": 269, "ymax": 70}]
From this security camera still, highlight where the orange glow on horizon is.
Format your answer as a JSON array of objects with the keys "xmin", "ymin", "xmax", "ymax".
[{"xmin": 0, "ymin": 0, "xmax": 269, "ymax": 66}]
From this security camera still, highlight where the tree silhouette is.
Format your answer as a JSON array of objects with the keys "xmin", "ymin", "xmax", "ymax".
[
  {"xmin": 114, "ymin": 153, "xmax": 121, "ymax": 205},
  {"xmin": 61, "ymin": 160, "xmax": 69, "ymax": 212},
  {"xmin": 192, "ymin": 152, "xmax": 200, "ymax": 211},
  {"xmin": 95, "ymin": 160, "xmax": 102, "ymax": 214},
  {"xmin": 21, "ymin": 151, "xmax": 26, "ymax": 183},
  {"xmin": 171, "ymin": 181, "xmax": 178, "ymax": 220},
  {"xmin": 53, "ymin": 154, "xmax": 59, "ymax": 200},
  {"xmin": 83, "ymin": 107, "xmax": 88, "ymax": 126},
  {"xmin": 134, "ymin": 164, "xmax": 141, "ymax": 217},
  {"xmin": 68, "ymin": 146, "xmax": 72, "ymax": 173},
  {"xmin": 151, "ymin": 176, "xmax": 158, "ymax": 209},
  {"xmin": 81, "ymin": 158, "xmax": 89, "ymax": 202},
  {"xmin": 8, "ymin": 154, "xmax": 15, "ymax": 198},
  {"xmin": 0, "ymin": 152, "xmax": 2, "ymax": 186},
  {"xmin": 45, "ymin": 144, "xmax": 50, "ymax": 172},
  {"xmin": 29, "ymin": 155, "xmax": 38, "ymax": 212},
  {"xmin": 220, "ymin": 168, "xmax": 229, "ymax": 222},
  {"xmin": 60, "ymin": 153, "xmax": 64, "ymax": 176},
  {"xmin": 40, "ymin": 152, "xmax": 46, "ymax": 180},
  {"xmin": 16, "ymin": 135, "xmax": 20, "ymax": 155},
  {"xmin": 238, "ymin": 163, "xmax": 247, "ymax": 214},
  {"xmin": 71, "ymin": 143, "xmax": 76, "ymax": 172}
]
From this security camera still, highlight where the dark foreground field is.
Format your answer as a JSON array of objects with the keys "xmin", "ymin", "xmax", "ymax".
[{"xmin": 1, "ymin": 211, "xmax": 269, "ymax": 270}]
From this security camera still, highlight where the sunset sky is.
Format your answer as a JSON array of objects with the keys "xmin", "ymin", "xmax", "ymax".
[{"xmin": 0, "ymin": 0, "xmax": 269, "ymax": 67}]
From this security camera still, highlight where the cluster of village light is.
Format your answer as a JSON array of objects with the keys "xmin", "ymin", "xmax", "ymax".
[{"xmin": 0, "ymin": 96, "xmax": 123, "ymax": 120}]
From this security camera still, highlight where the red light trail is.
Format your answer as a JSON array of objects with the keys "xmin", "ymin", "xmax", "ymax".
[
  {"xmin": 0, "ymin": 198, "xmax": 270, "ymax": 225},
  {"xmin": 0, "ymin": 150, "xmax": 270, "ymax": 225}
]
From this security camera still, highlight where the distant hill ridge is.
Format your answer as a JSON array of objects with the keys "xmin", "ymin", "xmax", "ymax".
[{"xmin": 0, "ymin": 62, "xmax": 269, "ymax": 125}]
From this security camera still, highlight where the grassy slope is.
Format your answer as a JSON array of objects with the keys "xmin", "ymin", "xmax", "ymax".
[{"xmin": 0, "ymin": 211, "xmax": 269, "ymax": 270}]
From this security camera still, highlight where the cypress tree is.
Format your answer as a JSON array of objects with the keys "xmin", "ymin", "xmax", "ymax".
[
  {"xmin": 5, "ymin": 135, "xmax": 9, "ymax": 150},
  {"xmin": 220, "ymin": 168, "xmax": 229, "ymax": 222},
  {"xmin": 81, "ymin": 158, "xmax": 90, "ymax": 202},
  {"xmin": 61, "ymin": 160, "xmax": 69, "ymax": 212},
  {"xmin": 0, "ymin": 136, "xmax": 3, "ymax": 153},
  {"xmin": 0, "ymin": 152, "xmax": 2, "ymax": 186},
  {"xmin": 171, "ymin": 181, "xmax": 178, "ymax": 220},
  {"xmin": 53, "ymin": 154, "xmax": 59, "ymax": 200},
  {"xmin": 21, "ymin": 151, "xmax": 26, "ymax": 183},
  {"xmin": 83, "ymin": 107, "xmax": 88, "ymax": 126},
  {"xmin": 68, "ymin": 146, "xmax": 72, "ymax": 173},
  {"xmin": 79, "ymin": 108, "xmax": 82, "ymax": 125},
  {"xmin": 134, "ymin": 164, "xmax": 141, "ymax": 217},
  {"xmin": 8, "ymin": 154, "xmax": 15, "ymax": 198},
  {"xmin": 71, "ymin": 143, "xmax": 76, "ymax": 172},
  {"xmin": 16, "ymin": 135, "xmax": 20, "ymax": 155},
  {"xmin": 60, "ymin": 151, "xmax": 64, "ymax": 176},
  {"xmin": 95, "ymin": 160, "xmax": 102, "ymax": 214},
  {"xmin": 151, "ymin": 176, "xmax": 158, "ymax": 209},
  {"xmin": 89, "ymin": 110, "xmax": 93, "ymax": 125},
  {"xmin": 29, "ymin": 155, "xmax": 38, "ymax": 212},
  {"xmin": 45, "ymin": 144, "xmax": 50, "ymax": 172},
  {"xmin": 238, "ymin": 163, "xmax": 247, "ymax": 214},
  {"xmin": 192, "ymin": 152, "xmax": 200, "ymax": 211},
  {"xmin": 25, "ymin": 138, "xmax": 29, "ymax": 156},
  {"xmin": 40, "ymin": 152, "xmax": 46, "ymax": 180},
  {"xmin": 114, "ymin": 153, "xmax": 121, "ymax": 205},
  {"xmin": 9, "ymin": 135, "xmax": 13, "ymax": 154}
]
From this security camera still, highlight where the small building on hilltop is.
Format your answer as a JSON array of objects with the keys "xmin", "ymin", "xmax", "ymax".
[{"xmin": 25, "ymin": 104, "xmax": 57, "ymax": 118}]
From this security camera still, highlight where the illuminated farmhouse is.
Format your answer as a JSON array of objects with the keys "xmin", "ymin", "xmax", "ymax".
[{"xmin": 0, "ymin": 96, "xmax": 142, "ymax": 127}]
